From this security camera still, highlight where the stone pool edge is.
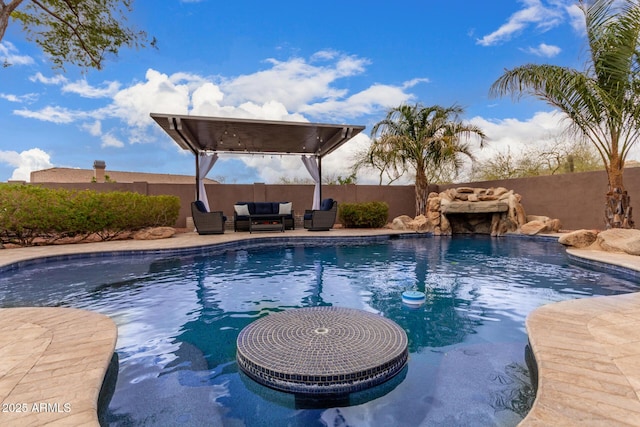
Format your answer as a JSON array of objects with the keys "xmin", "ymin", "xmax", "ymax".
[
  {"xmin": 521, "ymin": 246, "xmax": 640, "ymax": 426},
  {"xmin": 0, "ymin": 307, "xmax": 117, "ymax": 426}
]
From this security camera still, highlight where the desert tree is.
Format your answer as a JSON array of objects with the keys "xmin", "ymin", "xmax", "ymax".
[{"xmin": 0, "ymin": 0, "xmax": 151, "ymax": 70}]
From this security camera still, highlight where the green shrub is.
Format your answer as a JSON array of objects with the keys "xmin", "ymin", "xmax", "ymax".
[
  {"xmin": 0, "ymin": 184, "xmax": 180, "ymax": 246},
  {"xmin": 338, "ymin": 201, "xmax": 389, "ymax": 228}
]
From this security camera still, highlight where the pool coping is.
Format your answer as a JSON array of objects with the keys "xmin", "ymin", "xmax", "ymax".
[
  {"xmin": 0, "ymin": 307, "xmax": 117, "ymax": 426},
  {"xmin": 1, "ymin": 229, "xmax": 639, "ymax": 425}
]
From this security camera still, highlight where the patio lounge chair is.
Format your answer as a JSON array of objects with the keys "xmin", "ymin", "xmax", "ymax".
[
  {"xmin": 303, "ymin": 198, "xmax": 337, "ymax": 231},
  {"xmin": 191, "ymin": 201, "xmax": 226, "ymax": 235}
]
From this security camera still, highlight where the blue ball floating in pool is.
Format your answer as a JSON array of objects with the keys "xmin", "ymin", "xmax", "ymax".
[{"xmin": 402, "ymin": 290, "xmax": 426, "ymax": 307}]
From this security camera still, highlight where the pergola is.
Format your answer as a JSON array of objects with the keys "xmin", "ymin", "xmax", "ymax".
[{"xmin": 150, "ymin": 113, "xmax": 365, "ymax": 209}]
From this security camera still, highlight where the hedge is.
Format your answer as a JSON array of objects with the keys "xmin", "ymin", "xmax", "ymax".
[
  {"xmin": 338, "ymin": 201, "xmax": 389, "ymax": 228},
  {"xmin": 0, "ymin": 184, "xmax": 180, "ymax": 246}
]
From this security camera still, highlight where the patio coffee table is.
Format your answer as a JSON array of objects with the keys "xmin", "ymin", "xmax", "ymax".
[{"xmin": 249, "ymin": 215, "xmax": 285, "ymax": 233}]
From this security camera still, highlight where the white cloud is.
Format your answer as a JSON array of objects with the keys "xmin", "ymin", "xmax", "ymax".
[
  {"xmin": 0, "ymin": 41, "xmax": 34, "ymax": 66},
  {"xmin": 110, "ymin": 68, "xmax": 191, "ymax": 127},
  {"xmin": 477, "ymin": 0, "xmax": 566, "ymax": 46},
  {"xmin": 300, "ymin": 84, "xmax": 414, "ymax": 120},
  {"xmin": 220, "ymin": 53, "xmax": 369, "ymax": 112},
  {"xmin": 17, "ymin": 51, "xmax": 416, "ymax": 146},
  {"xmin": 62, "ymin": 79, "xmax": 121, "ymax": 98},
  {"xmin": 13, "ymin": 105, "xmax": 82, "ymax": 123},
  {"xmin": 524, "ymin": 42, "xmax": 562, "ymax": 57},
  {"xmin": 30, "ymin": 72, "xmax": 67, "ymax": 85},
  {"xmin": 217, "ymin": 132, "xmax": 377, "ymax": 185},
  {"xmin": 82, "ymin": 120, "xmax": 102, "ymax": 136},
  {"xmin": 402, "ymin": 78, "xmax": 430, "ymax": 89},
  {"xmin": 566, "ymin": 3, "xmax": 585, "ymax": 34},
  {"xmin": 0, "ymin": 148, "xmax": 53, "ymax": 181},
  {"xmin": 469, "ymin": 110, "xmax": 568, "ymax": 160},
  {"xmin": 101, "ymin": 133, "xmax": 125, "ymax": 148},
  {"xmin": 0, "ymin": 92, "xmax": 38, "ymax": 103}
]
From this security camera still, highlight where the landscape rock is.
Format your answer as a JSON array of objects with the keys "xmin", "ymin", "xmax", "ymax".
[
  {"xmin": 547, "ymin": 218, "xmax": 562, "ymax": 232},
  {"xmin": 390, "ymin": 215, "xmax": 413, "ymax": 230},
  {"xmin": 520, "ymin": 217, "xmax": 563, "ymax": 235},
  {"xmin": 593, "ymin": 228, "xmax": 640, "ymax": 255},
  {"xmin": 527, "ymin": 215, "xmax": 550, "ymax": 223},
  {"xmin": 407, "ymin": 215, "xmax": 431, "ymax": 232},
  {"xmin": 133, "ymin": 227, "xmax": 176, "ymax": 240},
  {"xmin": 520, "ymin": 220, "xmax": 548, "ymax": 235},
  {"xmin": 558, "ymin": 229, "xmax": 599, "ymax": 248}
]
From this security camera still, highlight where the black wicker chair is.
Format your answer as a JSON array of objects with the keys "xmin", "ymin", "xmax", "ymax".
[
  {"xmin": 191, "ymin": 201, "xmax": 226, "ymax": 235},
  {"xmin": 303, "ymin": 199, "xmax": 337, "ymax": 231}
]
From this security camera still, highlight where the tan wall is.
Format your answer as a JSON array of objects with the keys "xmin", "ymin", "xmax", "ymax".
[
  {"xmin": 32, "ymin": 182, "xmax": 416, "ymax": 228},
  {"xmin": 31, "ymin": 168, "xmax": 640, "ymax": 230}
]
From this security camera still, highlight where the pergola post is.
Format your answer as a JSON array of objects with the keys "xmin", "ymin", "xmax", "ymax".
[
  {"xmin": 318, "ymin": 156, "xmax": 322, "ymax": 203},
  {"xmin": 195, "ymin": 153, "xmax": 200, "ymax": 201}
]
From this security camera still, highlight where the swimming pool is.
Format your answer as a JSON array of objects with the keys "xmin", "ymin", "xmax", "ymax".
[{"xmin": 0, "ymin": 235, "xmax": 637, "ymax": 426}]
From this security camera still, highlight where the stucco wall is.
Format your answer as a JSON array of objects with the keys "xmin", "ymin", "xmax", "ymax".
[{"xmin": 30, "ymin": 168, "xmax": 640, "ymax": 230}]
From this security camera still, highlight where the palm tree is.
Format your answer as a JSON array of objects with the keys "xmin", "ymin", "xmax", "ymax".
[
  {"xmin": 489, "ymin": 0, "xmax": 640, "ymax": 229},
  {"xmin": 368, "ymin": 104, "xmax": 486, "ymax": 216}
]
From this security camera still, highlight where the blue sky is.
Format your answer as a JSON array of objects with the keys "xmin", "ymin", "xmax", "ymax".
[{"xmin": 0, "ymin": 0, "xmax": 622, "ymax": 184}]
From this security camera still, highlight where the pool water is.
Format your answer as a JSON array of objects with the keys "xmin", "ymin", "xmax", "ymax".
[{"xmin": 1, "ymin": 236, "xmax": 638, "ymax": 426}]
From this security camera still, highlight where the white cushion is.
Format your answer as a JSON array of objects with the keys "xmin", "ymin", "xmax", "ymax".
[
  {"xmin": 234, "ymin": 204, "xmax": 250, "ymax": 216},
  {"xmin": 278, "ymin": 202, "xmax": 292, "ymax": 215}
]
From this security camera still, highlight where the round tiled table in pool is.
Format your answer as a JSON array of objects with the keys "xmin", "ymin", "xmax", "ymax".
[{"xmin": 236, "ymin": 306, "xmax": 409, "ymax": 395}]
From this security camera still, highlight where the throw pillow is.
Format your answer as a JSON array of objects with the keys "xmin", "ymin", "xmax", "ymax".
[
  {"xmin": 234, "ymin": 204, "xmax": 250, "ymax": 216},
  {"xmin": 279, "ymin": 202, "xmax": 292, "ymax": 215}
]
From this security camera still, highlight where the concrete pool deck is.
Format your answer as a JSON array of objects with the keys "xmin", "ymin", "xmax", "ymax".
[{"xmin": 0, "ymin": 229, "xmax": 639, "ymax": 426}]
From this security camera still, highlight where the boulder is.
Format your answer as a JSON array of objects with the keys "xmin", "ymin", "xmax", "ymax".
[
  {"xmin": 427, "ymin": 196, "xmax": 441, "ymax": 211},
  {"xmin": 498, "ymin": 190, "xmax": 514, "ymax": 201},
  {"xmin": 407, "ymin": 215, "xmax": 431, "ymax": 232},
  {"xmin": 508, "ymin": 195, "xmax": 527, "ymax": 226},
  {"xmin": 520, "ymin": 220, "xmax": 548, "ymax": 235},
  {"xmin": 489, "ymin": 187, "xmax": 509, "ymax": 198},
  {"xmin": 594, "ymin": 228, "xmax": 640, "ymax": 255},
  {"xmin": 441, "ymin": 201, "xmax": 508, "ymax": 214},
  {"xmin": 558, "ymin": 229, "xmax": 598, "ymax": 248},
  {"xmin": 457, "ymin": 187, "xmax": 475, "ymax": 193},
  {"xmin": 527, "ymin": 215, "xmax": 550, "ymax": 223},
  {"xmin": 438, "ymin": 214, "xmax": 451, "ymax": 235},
  {"xmin": 390, "ymin": 215, "xmax": 413, "ymax": 230},
  {"xmin": 547, "ymin": 218, "xmax": 562, "ymax": 232},
  {"xmin": 439, "ymin": 189, "xmax": 456, "ymax": 202},
  {"xmin": 133, "ymin": 227, "xmax": 176, "ymax": 240}
]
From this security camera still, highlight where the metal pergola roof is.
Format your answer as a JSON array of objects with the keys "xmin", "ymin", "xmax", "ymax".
[{"xmin": 150, "ymin": 113, "xmax": 365, "ymax": 157}]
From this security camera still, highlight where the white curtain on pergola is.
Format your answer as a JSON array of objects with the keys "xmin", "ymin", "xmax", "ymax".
[
  {"xmin": 198, "ymin": 152, "xmax": 218, "ymax": 211},
  {"xmin": 301, "ymin": 155, "xmax": 320, "ymax": 210}
]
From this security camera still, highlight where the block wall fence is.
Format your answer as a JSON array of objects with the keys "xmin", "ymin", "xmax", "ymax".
[{"xmin": 31, "ymin": 167, "xmax": 640, "ymax": 231}]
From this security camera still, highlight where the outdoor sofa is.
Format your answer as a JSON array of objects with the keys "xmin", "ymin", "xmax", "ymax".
[
  {"xmin": 233, "ymin": 202, "xmax": 295, "ymax": 231},
  {"xmin": 191, "ymin": 201, "xmax": 227, "ymax": 234},
  {"xmin": 303, "ymin": 198, "xmax": 338, "ymax": 231}
]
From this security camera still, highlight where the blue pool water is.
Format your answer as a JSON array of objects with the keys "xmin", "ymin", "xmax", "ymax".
[{"xmin": 1, "ymin": 235, "xmax": 638, "ymax": 426}]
